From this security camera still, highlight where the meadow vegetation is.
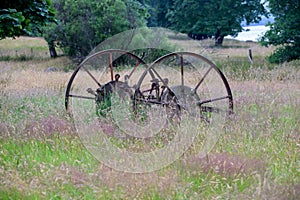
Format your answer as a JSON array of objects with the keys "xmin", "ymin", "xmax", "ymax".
[{"xmin": 0, "ymin": 36, "xmax": 299, "ymax": 199}]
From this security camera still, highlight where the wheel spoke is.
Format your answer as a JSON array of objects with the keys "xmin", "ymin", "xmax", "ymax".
[
  {"xmin": 197, "ymin": 95, "xmax": 231, "ymax": 106},
  {"xmin": 194, "ymin": 66, "xmax": 213, "ymax": 92},
  {"xmin": 69, "ymin": 94, "xmax": 95, "ymax": 100},
  {"xmin": 128, "ymin": 52, "xmax": 145, "ymax": 79},
  {"xmin": 109, "ymin": 52, "xmax": 114, "ymax": 81},
  {"xmin": 82, "ymin": 66, "xmax": 102, "ymax": 88},
  {"xmin": 128, "ymin": 60, "xmax": 141, "ymax": 79},
  {"xmin": 149, "ymin": 67, "xmax": 170, "ymax": 87},
  {"xmin": 180, "ymin": 54, "xmax": 184, "ymax": 86}
]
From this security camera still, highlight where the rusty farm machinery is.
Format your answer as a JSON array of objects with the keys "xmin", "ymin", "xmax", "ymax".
[{"xmin": 65, "ymin": 49, "xmax": 233, "ymax": 135}]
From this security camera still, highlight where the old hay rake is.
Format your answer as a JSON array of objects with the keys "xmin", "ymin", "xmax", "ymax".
[{"xmin": 65, "ymin": 49, "xmax": 233, "ymax": 136}]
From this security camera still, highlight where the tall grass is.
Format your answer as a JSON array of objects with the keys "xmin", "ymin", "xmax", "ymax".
[{"xmin": 0, "ymin": 36, "xmax": 299, "ymax": 199}]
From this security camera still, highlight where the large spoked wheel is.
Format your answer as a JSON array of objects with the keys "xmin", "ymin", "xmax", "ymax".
[
  {"xmin": 135, "ymin": 52, "xmax": 233, "ymax": 122},
  {"xmin": 65, "ymin": 49, "xmax": 152, "ymax": 135}
]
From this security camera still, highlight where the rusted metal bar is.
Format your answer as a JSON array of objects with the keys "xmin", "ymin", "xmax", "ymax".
[
  {"xmin": 194, "ymin": 66, "xmax": 213, "ymax": 91},
  {"xmin": 135, "ymin": 97, "xmax": 169, "ymax": 106},
  {"xmin": 197, "ymin": 95, "xmax": 231, "ymax": 105},
  {"xmin": 109, "ymin": 52, "xmax": 114, "ymax": 81},
  {"xmin": 180, "ymin": 54, "xmax": 184, "ymax": 86},
  {"xmin": 82, "ymin": 66, "xmax": 102, "ymax": 87},
  {"xmin": 69, "ymin": 94, "xmax": 95, "ymax": 100},
  {"xmin": 128, "ymin": 52, "xmax": 145, "ymax": 79}
]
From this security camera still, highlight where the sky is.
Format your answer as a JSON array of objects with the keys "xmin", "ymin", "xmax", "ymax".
[{"xmin": 225, "ymin": 25, "xmax": 269, "ymax": 41}]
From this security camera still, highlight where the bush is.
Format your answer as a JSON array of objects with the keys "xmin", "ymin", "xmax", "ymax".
[{"xmin": 267, "ymin": 46, "xmax": 300, "ymax": 64}]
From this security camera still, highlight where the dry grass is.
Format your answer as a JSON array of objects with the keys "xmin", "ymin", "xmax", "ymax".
[
  {"xmin": 0, "ymin": 37, "xmax": 48, "ymax": 49},
  {"xmin": 168, "ymin": 33, "xmax": 276, "ymax": 59},
  {"xmin": 0, "ymin": 69, "xmax": 71, "ymax": 96},
  {"xmin": 0, "ymin": 36, "xmax": 63, "ymax": 59}
]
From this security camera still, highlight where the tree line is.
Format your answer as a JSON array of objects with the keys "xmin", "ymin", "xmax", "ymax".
[{"xmin": 1, "ymin": 0, "xmax": 299, "ymax": 63}]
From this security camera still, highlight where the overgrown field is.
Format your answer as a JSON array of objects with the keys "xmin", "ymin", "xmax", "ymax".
[{"xmin": 0, "ymin": 37, "xmax": 299, "ymax": 199}]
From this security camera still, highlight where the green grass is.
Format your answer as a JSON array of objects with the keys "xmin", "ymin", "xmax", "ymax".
[{"xmin": 0, "ymin": 36, "xmax": 299, "ymax": 199}]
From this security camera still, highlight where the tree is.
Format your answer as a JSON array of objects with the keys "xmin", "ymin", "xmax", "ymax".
[
  {"xmin": 260, "ymin": 0, "xmax": 300, "ymax": 63},
  {"xmin": 44, "ymin": 0, "xmax": 148, "ymax": 60},
  {"xmin": 144, "ymin": 0, "xmax": 174, "ymax": 27},
  {"xmin": 167, "ymin": 0, "xmax": 266, "ymax": 46},
  {"xmin": 0, "ymin": 0, "xmax": 56, "ymax": 39}
]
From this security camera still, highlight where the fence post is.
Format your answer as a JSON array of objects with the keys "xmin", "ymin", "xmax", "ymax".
[{"xmin": 248, "ymin": 48, "xmax": 253, "ymax": 65}]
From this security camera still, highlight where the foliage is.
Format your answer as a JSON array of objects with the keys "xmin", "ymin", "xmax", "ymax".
[
  {"xmin": 143, "ymin": 0, "xmax": 174, "ymax": 27},
  {"xmin": 44, "ymin": 0, "xmax": 148, "ymax": 61},
  {"xmin": 167, "ymin": 0, "xmax": 266, "ymax": 46},
  {"xmin": 0, "ymin": 0, "xmax": 56, "ymax": 39},
  {"xmin": 260, "ymin": 0, "xmax": 300, "ymax": 63}
]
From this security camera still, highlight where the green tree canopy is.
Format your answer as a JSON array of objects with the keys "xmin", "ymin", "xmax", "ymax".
[
  {"xmin": 144, "ymin": 0, "xmax": 174, "ymax": 27},
  {"xmin": 167, "ymin": 0, "xmax": 266, "ymax": 46},
  {"xmin": 0, "ymin": 0, "xmax": 56, "ymax": 39},
  {"xmin": 260, "ymin": 0, "xmax": 300, "ymax": 63},
  {"xmin": 44, "ymin": 0, "xmax": 148, "ymax": 60}
]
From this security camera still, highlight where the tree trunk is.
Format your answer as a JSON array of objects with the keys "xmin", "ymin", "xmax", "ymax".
[
  {"xmin": 48, "ymin": 41, "xmax": 57, "ymax": 58},
  {"xmin": 214, "ymin": 29, "xmax": 224, "ymax": 46},
  {"xmin": 215, "ymin": 35, "xmax": 224, "ymax": 46}
]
